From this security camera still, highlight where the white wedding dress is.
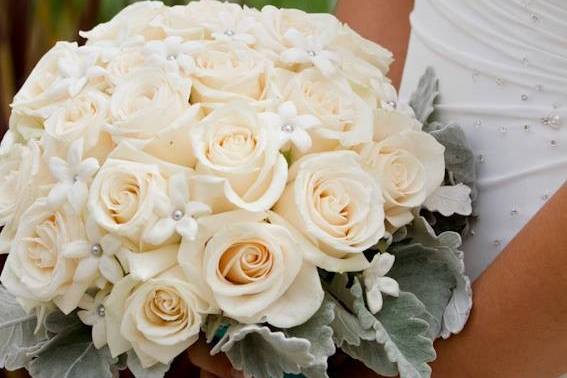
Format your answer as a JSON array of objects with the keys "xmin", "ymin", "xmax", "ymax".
[{"xmin": 399, "ymin": 0, "xmax": 567, "ymax": 280}]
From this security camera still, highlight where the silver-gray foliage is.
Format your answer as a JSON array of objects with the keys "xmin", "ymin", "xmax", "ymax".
[
  {"xmin": 27, "ymin": 310, "xmax": 118, "ymax": 378},
  {"xmin": 409, "ymin": 67, "xmax": 439, "ymax": 125},
  {"xmin": 402, "ymin": 217, "xmax": 473, "ymax": 339},
  {"xmin": 127, "ymin": 350, "xmax": 170, "ymax": 378},
  {"xmin": 210, "ymin": 300, "xmax": 336, "ymax": 378},
  {"xmin": 0, "ymin": 286, "xmax": 48, "ymax": 371},
  {"xmin": 326, "ymin": 275, "xmax": 436, "ymax": 378}
]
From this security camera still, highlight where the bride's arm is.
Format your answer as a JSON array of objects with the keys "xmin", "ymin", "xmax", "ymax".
[
  {"xmin": 432, "ymin": 183, "xmax": 567, "ymax": 378},
  {"xmin": 335, "ymin": 0, "xmax": 414, "ymax": 90}
]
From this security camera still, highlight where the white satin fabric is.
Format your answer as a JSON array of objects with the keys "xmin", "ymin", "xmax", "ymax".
[{"xmin": 400, "ymin": 0, "xmax": 567, "ymax": 280}]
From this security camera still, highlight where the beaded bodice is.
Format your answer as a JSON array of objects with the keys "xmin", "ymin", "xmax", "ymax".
[{"xmin": 400, "ymin": 0, "xmax": 567, "ymax": 280}]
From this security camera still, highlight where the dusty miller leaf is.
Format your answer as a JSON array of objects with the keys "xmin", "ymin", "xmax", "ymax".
[
  {"xmin": 286, "ymin": 300, "xmax": 336, "ymax": 378},
  {"xmin": 27, "ymin": 311, "xmax": 118, "ymax": 378},
  {"xmin": 325, "ymin": 275, "xmax": 435, "ymax": 378},
  {"xmin": 351, "ymin": 278, "xmax": 435, "ymax": 378},
  {"xmin": 430, "ymin": 124, "xmax": 476, "ymax": 190},
  {"xmin": 127, "ymin": 350, "xmax": 170, "ymax": 378},
  {"xmin": 211, "ymin": 324, "xmax": 314, "ymax": 378},
  {"xmin": 409, "ymin": 67, "xmax": 439, "ymax": 126},
  {"xmin": 424, "ymin": 184, "xmax": 472, "ymax": 217},
  {"xmin": 388, "ymin": 243, "xmax": 456, "ymax": 339},
  {"xmin": 403, "ymin": 217, "xmax": 473, "ymax": 338},
  {"xmin": 0, "ymin": 286, "xmax": 48, "ymax": 371}
]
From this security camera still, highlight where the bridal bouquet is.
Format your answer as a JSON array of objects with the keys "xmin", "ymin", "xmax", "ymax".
[{"xmin": 0, "ymin": 1, "xmax": 477, "ymax": 377}]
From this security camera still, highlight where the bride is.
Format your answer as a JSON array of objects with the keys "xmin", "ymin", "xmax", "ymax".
[
  {"xmin": 189, "ymin": 1, "xmax": 567, "ymax": 377},
  {"xmin": 335, "ymin": 0, "xmax": 567, "ymax": 377}
]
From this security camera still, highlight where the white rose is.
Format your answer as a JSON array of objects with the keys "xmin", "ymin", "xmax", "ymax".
[
  {"xmin": 44, "ymin": 89, "xmax": 108, "ymax": 144},
  {"xmin": 104, "ymin": 267, "xmax": 216, "ymax": 367},
  {"xmin": 80, "ymin": 1, "xmax": 165, "ymax": 44},
  {"xmin": 190, "ymin": 103, "xmax": 287, "ymax": 212},
  {"xmin": 0, "ymin": 199, "xmax": 87, "ymax": 314},
  {"xmin": 275, "ymin": 68, "xmax": 373, "ymax": 153},
  {"xmin": 372, "ymin": 108, "xmax": 422, "ymax": 142},
  {"xmin": 359, "ymin": 130, "xmax": 445, "ymax": 229},
  {"xmin": 106, "ymin": 68, "xmax": 191, "ymax": 146},
  {"xmin": 179, "ymin": 210, "xmax": 323, "ymax": 328},
  {"xmin": 332, "ymin": 24, "xmax": 393, "ymax": 76},
  {"xmin": 189, "ymin": 41, "xmax": 272, "ymax": 107},
  {"xmin": 11, "ymin": 42, "xmax": 102, "ymax": 118},
  {"xmin": 104, "ymin": 47, "xmax": 147, "ymax": 87},
  {"xmin": 88, "ymin": 158, "xmax": 167, "ymax": 242},
  {"xmin": 0, "ymin": 141, "xmax": 51, "ymax": 253},
  {"xmin": 254, "ymin": 6, "xmax": 340, "ymax": 58},
  {"xmin": 274, "ymin": 151, "xmax": 385, "ymax": 272}
]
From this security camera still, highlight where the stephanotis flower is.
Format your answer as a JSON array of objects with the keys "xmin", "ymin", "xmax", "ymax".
[
  {"xmin": 78, "ymin": 287, "xmax": 110, "ymax": 349},
  {"xmin": 144, "ymin": 36, "xmax": 204, "ymax": 73},
  {"xmin": 57, "ymin": 46, "xmax": 106, "ymax": 98},
  {"xmin": 260, "ymin": 101, "xmax": 321, "ymax": 153},
  {"xmin": 280, "ymin": 28, "xmax": 340, "ymax": 76},
  {"xmin": 209, "ymin": 11, "xmax": 257, "ymax": 45},
  {"xmin": 47, "ymin": 138, "xmax": 99, "ymax": 212},
  {"xmin": 64, "ymin": 216, "xmax": 125, "ymax": 285},
  {"xmin": 363, "ymin": 252, "xmax": 400, "ymax": 314},
  {"xmin": 143, "ymin": 173, "xmax": 211, "ymax": 245}
]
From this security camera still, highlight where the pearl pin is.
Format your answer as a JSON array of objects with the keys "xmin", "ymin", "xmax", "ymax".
[
  {"xmin": 224, "ymin": 29, "xmax": 235, "ymax": 37},
  {"xmin": 91, "ymin": 243, "xmax": 103, "ymax": 257},
  {"xmin": 307, "ymin": 50, "xmax": 317, "ymax": 57},
  {"xmin": 97, "ymin": 304, "xmax": 106, "ymax": 317},
  {"xmin": 172, "ymin": 209, "xmax": 184, "ymax": 221},
  {"xmin": 521, "ymin": 94, "xmax": 528, "ymax": 101},
  {"xmin": 281, "ymin": 123, "xmax": 295, "ymax": 133}
]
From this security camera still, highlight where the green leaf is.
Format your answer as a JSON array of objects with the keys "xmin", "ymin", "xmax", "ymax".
[
  {"xmin": 27, "ymin": 311, "xmax": 118, "ymax": 378},
  {"xmin": 286, "ymin": 300, "xmax": 336, "ymax": 378},
  {"xmin": 409, "ymin": 67, "xmax": 439, "ymax": 127},
  {"xmin": 211, "ymin": 324, "xmax": 314, "ymax": 378},
  {"xmin": 402, "ymin": 217, "xmax": 473, "ymax": 338},
  {"xmin": 430, "ymin": 123, "xmax": 476, "ymax": 190},
  {"xmin": 0, "ymin": 286, "xmax": 48, "ymax": 371},
  {"xmin": 127, "ymin": 350, "xmax": 170, "ymax": 378}
]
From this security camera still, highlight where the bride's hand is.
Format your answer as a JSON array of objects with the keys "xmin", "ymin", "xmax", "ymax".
[{"xmin": 187, "ymin": 339, "xmax": 243, "ymax": 378}]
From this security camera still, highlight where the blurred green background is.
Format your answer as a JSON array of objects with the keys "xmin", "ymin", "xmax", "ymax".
[{"xmin": 0, "ymin": 0, "xmax": 336, "ymax": 135}]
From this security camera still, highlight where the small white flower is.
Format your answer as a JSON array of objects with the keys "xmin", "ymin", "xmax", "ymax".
[
  {"xmin": 363, "ymin": 252, "xmax": 400, "ymax": 314},
  {"xmin": 63, "ymin": 216, "xmax": 125, "ymax": 285},
  {"xmin": 143, "ymin": 173, "xmax": 211, "ymax": 245},
  {"xmin": 260, "ymin": 101, "xmax": 320, "ymax": 153},
  {"xmin": 78, "ymin": 288, "xmax": 110, "ymax": 349},
  {"xmin": 280, "ymin": 28, "xmax": 339, "ymax": 76},
  {"xmin": 209, "ymin": 11, "xmax": 256, "ymax": 45},
  {"xmin": 57, "ymin": 46, "xmax": 106, "ymax": 97},
  {"xmin": 144, "ymin": 36, "xmax": 203, "ymax": 73},
  {"xmin": 47, "ymin": 138, "xmax": 99, "ymax": 213}
]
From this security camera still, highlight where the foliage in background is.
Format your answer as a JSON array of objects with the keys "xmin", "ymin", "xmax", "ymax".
[{"xmin": 0, "ymin": 0, "xmax": 336, "ymax": 132}]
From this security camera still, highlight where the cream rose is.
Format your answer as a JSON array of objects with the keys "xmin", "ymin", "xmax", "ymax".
[
  {"xmin": 106, "ymin": 68, "xmax": 191, "ymax": 146},
  {"xmin": 359, "ymin": 130, "xmax": 445, "ymax": 229},
  {"xmin": 105, "ymin": 47, "xmax": 147, "ymax": 87},
  {"xmin": 0, "ymin": 199, "xmax": 86, "ymax": 313},
  {"xmin": 254, "ymin": 5, "xmax": 340, "ymax": 58},
  {"xmin": 190, "ymin": 103, "xmax": 287, "ymax": 212},
  {"xmin": 11, "ymin": 42, "xmax": 101, "ymax": 119},
  {"xmin": 80, "ymin": 1, "xmax": 164, "ymax": 44},
  {"xmin": 189, "ymin": 41, "xmax": 272, "ymax": 108},
  {"xmin": 45, "ymin": 89, "xmax": 108, "ymax": 144},
  {"xmin": 179, "ymin": 210, "xmax": 323, "ymax": 328},
  {"xmin": 275, "ymin": 68, "xmax": 373, "ymax": 153},
  {"xmin": 0, "ymin": 141, "xmax": 51, "ymax": 253},
  {"xmin": 105, "ymin": 267, "xmax": 216, "ymax": 367},
  {"xmin": 274, "ymin": 151, "xmax": 385, "ymax": 272},
  {"xmin": 88, "ymin": 158, "xmax": 168, "ymax": 242}
]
